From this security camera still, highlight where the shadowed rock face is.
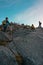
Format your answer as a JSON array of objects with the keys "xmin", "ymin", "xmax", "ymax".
[
  {"xmin": 0, "ymin": 31, "xmax": 11, "ymax": 41},
  {"xmin": 22, "ymin": 57, "xmax": 35, "ymax": 65},
  {"xmin": 7, "ymin": 42, "xmax": 35, "ymax": 65},
  {"xmin": 0, "ymin": 46, "xmax": 18, "ymax": 65}
]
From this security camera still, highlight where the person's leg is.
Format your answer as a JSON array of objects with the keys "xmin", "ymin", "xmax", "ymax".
[{"xmin": 3, "ymin": 25, "xmax": 7, "ymax": 32}]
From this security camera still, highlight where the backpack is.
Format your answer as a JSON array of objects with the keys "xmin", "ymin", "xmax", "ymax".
[{"xmin": 2, "ymin": 20, "xmax": 6, "ymax": 25}]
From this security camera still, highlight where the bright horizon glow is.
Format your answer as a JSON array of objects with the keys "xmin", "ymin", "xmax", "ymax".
[{"xmin": 0, "ymin": 0, "xmax": 43, "ymax": 27}]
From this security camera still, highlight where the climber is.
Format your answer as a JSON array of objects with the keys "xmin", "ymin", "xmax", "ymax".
[
  {"xmin": 39, "ymin": 21, "xmax": 42, "ymax": 28},
  {"xmin": 2, "ymin": 17, "xmax": 10, "ymax": 32},
  {"xmin": 31, "ymin": 24, "xmax": 35, "ymax": 30}
]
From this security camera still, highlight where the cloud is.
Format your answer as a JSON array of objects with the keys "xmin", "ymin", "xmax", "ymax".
[{"xmin": 14, "ymin": 0, "xmax": 43, "ymax": 27}]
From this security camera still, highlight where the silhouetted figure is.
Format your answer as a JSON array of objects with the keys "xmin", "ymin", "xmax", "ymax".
[
  {"xmin": 39, "ymin": 21, "xmax": 42, "ymax": 28},
  {"xmin": 31, "ymin": 24, "xmax": 35, "ymax": 30}
]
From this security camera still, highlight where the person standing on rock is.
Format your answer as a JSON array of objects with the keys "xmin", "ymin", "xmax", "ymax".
[
  {"xmin": 39, "ymin": 21, "xmax": 42, "ymax": 28},
  {"xmin": 2, "ymin": 17, "xmax": 10, "ymax": 32}
]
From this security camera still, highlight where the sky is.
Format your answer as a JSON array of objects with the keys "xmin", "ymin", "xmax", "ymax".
[{"xmin": 0, "ymin": 0, "xmax": 43, "ymax": 27}]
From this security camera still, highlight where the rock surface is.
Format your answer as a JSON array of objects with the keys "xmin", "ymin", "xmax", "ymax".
[
  {"xmin": 13, "ymin": 28, "xmax": 43, "ymax": 65},
  {"xmin": 0, "ymin": 31, "xmax": 11, "ymax": 41},
  {"xmin": 0, "ymin": 28, "xmax": 43, "ymax": 65},
  {"xmin": 0, "ymin": 46, "xmax": 18, "ymax": 65}
]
